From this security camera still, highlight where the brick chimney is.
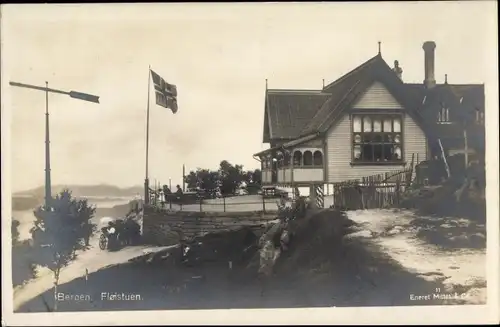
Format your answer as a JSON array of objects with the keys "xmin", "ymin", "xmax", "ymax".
[{"xmin": 423, "ymin": 41, "xmax": 436, "ymax": 89}]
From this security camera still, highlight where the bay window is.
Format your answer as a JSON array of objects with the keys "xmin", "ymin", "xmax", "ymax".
[
  {"xmin": 290, "ymin": 149, "xmax": 324, "ymax": 167},
  {"xmin": 352, "ymin": 114, "xmax": 404, "ymax": 164}
]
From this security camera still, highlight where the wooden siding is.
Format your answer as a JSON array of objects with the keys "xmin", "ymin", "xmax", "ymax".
[
  {"xmin": 294, "ymin": 168, "xmax": 324, "ymax": 182},
  {"xmin": 277, "ymin": 168, "xmax": 293, "ymax": 183},
  {"xmin": 352, "ymin": 81, "xmax": 403, "ymax": 109},
  {"xmin": 326, "ymin": 114, "xmax": 427, "ymax": 183},
  {"xmin": 262, "ymin": 169, "xmax": 272, "ymax": 183}
]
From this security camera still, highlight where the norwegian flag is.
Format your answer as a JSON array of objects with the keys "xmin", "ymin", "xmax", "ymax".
[{"xmin": 150, "ymin": 69, "xmax": 178, "ymax": 113}]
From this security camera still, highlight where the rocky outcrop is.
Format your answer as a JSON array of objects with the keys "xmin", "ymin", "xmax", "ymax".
[{"xmin": 257, "ymin": 220, "xmax": 286, "ymax": 277}]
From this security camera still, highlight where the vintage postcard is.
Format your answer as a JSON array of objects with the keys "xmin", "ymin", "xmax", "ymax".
[{"xmin": 1, "ymin": 2, "xmax": 499, "ymax": 325}]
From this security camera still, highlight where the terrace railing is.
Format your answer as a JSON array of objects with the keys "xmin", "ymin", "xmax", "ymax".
[{"xmin": 147, "ymin": 193, "xmax": 282, "ymax": 213}]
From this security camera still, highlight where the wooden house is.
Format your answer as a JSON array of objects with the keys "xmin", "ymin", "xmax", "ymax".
[{"xmin": 253, "ymin": 41, "xmax": 485, "ymax": 203}]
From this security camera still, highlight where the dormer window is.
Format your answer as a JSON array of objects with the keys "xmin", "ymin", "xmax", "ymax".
[{"xmin": 437, "ymin": 107, "xmax": 451, "ymax": 124}]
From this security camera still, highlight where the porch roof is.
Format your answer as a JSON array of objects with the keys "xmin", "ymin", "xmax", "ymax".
[{"xmin": 253, "ymin": 133, "xmax": 320, "ymax": 158}]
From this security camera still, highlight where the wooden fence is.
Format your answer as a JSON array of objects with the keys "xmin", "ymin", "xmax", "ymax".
[{"xmin": 330, "ymin": 166, "xmax": 415, "ymax": 211}]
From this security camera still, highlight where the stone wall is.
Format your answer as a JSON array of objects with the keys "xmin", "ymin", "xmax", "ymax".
[{"xmin": 142, "ymin": 206, "xmax": 277, "ymax": 246}]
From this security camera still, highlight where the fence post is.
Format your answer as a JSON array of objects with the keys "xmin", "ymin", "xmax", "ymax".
[
  {"xmin": 262, "ymin": 195, "xmax": 266, "ymax": 213},
  {"xmin": 395, "ymin": 180, "xmax": 401, "ymax": 204},
  {"xmin": 223, "ymin": 196, "xmax": 226, "ymax": 212},
  {"xmin": 199, "ymin": 198, "xmax": 202, "ymax": 212},
  {"xmin": 169, "ymin": 197, "xmax": 172, "ymax": 210}
]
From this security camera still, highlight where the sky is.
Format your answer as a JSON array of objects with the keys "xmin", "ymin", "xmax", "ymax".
[{"xmin": 1, "ymin": 2, "xmax": 498, "ymax": 192}]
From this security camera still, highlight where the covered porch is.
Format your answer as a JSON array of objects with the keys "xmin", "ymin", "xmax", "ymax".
[{"xmin": 253, "ymin": 134, "xmax": 325, "ymax": 186}]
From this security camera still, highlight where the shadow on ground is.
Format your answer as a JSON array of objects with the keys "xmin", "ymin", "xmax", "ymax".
[
  {"xmin": 401, "ymin": 216, "xmax": 486, "ymax": 251},
  {"xmin": 18, "ymin": 210, "xmax": 455, "ymax": 312}
]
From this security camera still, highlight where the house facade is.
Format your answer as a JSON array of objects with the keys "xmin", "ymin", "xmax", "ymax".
[{"xmin": 254, "ymin": 41, "xmax": 485, "ymax": 192}]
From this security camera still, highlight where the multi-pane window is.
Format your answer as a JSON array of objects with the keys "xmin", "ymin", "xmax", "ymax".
[
  {"xmin": 262, "ymin": 157, "xmax": 272, "ymax": 169},
  {"xmin": 291, "ymin": 150, "xmax": 323, "ymax": 166},
  {"xmin": 352, "ymin": 114, "xmax": 403, "ymax": 163}
]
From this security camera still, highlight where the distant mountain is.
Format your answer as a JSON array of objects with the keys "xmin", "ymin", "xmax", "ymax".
[{"xmin": 13, "ymin": 184, "xmax": 143, "ymax": 199}]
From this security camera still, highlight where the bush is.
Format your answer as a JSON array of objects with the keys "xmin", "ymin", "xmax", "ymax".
[{"xmin": 400, "ymin": 161, "xmax": 486, "ymax": 221}]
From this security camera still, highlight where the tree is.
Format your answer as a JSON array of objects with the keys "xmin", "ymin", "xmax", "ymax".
[
  {"xmin": 219, "ymin": 160, "xmax": 244, "ymax": 195},
  {"xmin": 12, "ymin": 219, "xmax": 20, "ymax": 243},
  {"xmin": 251, "ymin": 169, "xmax": 262, "ymax": 185},
  {"xmin": 184, "ymin": 171, "xmax": 198, "ymax": 190},
  {"xmin": 184, "ymin": 169, "xmax": 220, "ymax": 192},
  {"xmin": 30, "ymin": 188, "xmax": 96, "ymax": 311},
  {"xmin": 197, "ymin": 169, "xmax": 220, "ymax": 192},
  {"xmin": 241, "ymin": 171, "xmax": 253, "ymax": 184},
  {"xmin": 11, "ymin": 219, "xmax": 37, "ymax": 287},
  {"xmin": 239, "ymin": 169, "xmax": 261, "ymax": 194},
  {"xmin": 184, "ymin": 163, "xmax": 262, "ymax": 195}
]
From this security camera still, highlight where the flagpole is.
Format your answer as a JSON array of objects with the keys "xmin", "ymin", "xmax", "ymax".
[
  {"xmin": 144, "ymin": 65, "xmax": 151, "ymax": 204},
  {"xmin": 182, "ymin": 164, "xmax": 186, "ymax": 192},
  {"xmin": 45, "ymin": 81, "xmax": 52, "ymax": 211}
]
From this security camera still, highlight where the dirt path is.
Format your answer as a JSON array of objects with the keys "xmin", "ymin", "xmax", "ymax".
[
  {"xmin": 345, "ymin": 209, "xmax": 486, "ymax": 304},
  {"xmin": 13, "ymin": 234, "xmax": 173, "ymax": 311}
]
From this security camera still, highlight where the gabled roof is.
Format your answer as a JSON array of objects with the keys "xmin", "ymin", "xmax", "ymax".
[
  {"xmin": 264, "ymin": 89, "xmax": 330, "ymax": 141},
  {"xmin": 405, "ymin": 83, "xmax": 484, "ymax": 143},
  {"xmin": 299, "ymin": 54, "xmax": 426, "ymax": 137},
  {"xmin": 406, "ymin": 83, "xmax": 484, "ymax": 106},
  {"xmin": 261, "ymin": 52, "xmax": 485, "ymax": 149},
  {"xmin": 406, "ymin": 83, "xmax": 484, "ymax": 115}
]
